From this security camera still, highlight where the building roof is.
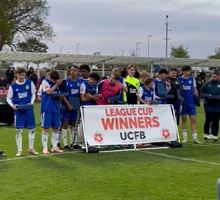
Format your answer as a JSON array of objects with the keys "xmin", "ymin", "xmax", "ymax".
[{"xmin": 0, "ymin": 51, "xmax": 219, "ymax": 68}]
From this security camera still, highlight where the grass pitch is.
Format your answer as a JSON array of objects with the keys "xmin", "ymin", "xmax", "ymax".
[{"xmin": 0, "ymin": 103, "xmax": 219, "ymax": 200}]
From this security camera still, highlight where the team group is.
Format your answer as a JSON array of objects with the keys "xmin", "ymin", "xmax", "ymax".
[{"xmin": 5, "ymin": 64, "xmax": 220, "ymax": 156}]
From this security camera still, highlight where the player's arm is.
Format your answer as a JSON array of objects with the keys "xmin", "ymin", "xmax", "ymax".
[
  {"xmin": 136, "ymin": 87, "xmax": 148, "ymax": 104},
  {"xmin": 30, "ymin": 81, "xmax": 36, "ymax": 105},
  {"xmin": 200, "ymin": 82, "xmax": 208, "ymax": 98},
  {"xmin": 193, "ymin": 78, "xmax": 199, "ymax": 97},
  {"xmin": 6, "ymin": 86, "xmax": 16, "ymax": 110},
  {"xmin": 42, "ymin": 79, "xmax": 62, "ymax": 95},
  {"xmin": 61, "ymin": 96, "xmax": 72, "ymax": 111},
  {"xmin": 119, "ymin": 79, "xmax": 128, "ymax": 93},
  {"xmin": 80, "ymin": 83, "xmax": 91, "ymax": 102}
]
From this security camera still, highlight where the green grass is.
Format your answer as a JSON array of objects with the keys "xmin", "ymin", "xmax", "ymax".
[{"xmin": 0, "ymin": 103, "xmax": 219, "ymax": 200}]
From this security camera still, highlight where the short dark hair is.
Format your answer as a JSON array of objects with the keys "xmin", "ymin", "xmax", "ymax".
[
  {"xmin": 145, "ymin": 78, "xmax": 153, "ymax": 85},
  {"xmin": 158, "ymin": 68, "xmax": 168, "ymax": 74},
  {"xmin": 211, "ymin": 70, "xmax": 219, "ymax": 76},
  {"xmin": 15, "ymin": 67, "xmax": 26, "ymax": 74},
  {"xmin": 71, "ymin": 65, "xmax": 79, "ymax": 70},
  {"xmin": 50, "ymin": 71, "xmax": 60, "ymax": 81},
  {"xmin": 89, "ymin": 73, "xmax": 100, "ymax": 82},
  {"xmin": 79, "ymin": 64, "xmax": 90, "ymax": 72},
  {"xmin": 181, "ymin": 65, "xmax": 191, "ymax": 72},
  {"xmin": 169, "ymin": 68, "xmax": 178, "ymax": 72},
  {"xmin": 127, "ymin": 64, "xmax": 136, "ymax": 70}
]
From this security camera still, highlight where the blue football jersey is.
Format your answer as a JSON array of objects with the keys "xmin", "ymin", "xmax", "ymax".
[
  {"xmin": 140, "ymin": 86, "xmax": 154, "ymax": 102},
  {"xmin": 66, "ymin": 78, "xmax": 81, "ymax": 98},
  {"xmin": 81, "ymin": 81, "xmax": 97, "ymax": 105},
  {"xmin": 178, "ymin": 76, "xmax": 195, "ymax": 107},
  {"xmin": 11, "ymin": 79, "xmax": 32, "ymax": 105},
  {"xmin": 41, "ymin": 78, "xmax": 60, "ymax": 113}
]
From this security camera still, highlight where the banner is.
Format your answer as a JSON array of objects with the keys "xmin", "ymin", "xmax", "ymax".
[{"xmin": 81, "ymin": 104, "xmax": 177, "ymax": 146}]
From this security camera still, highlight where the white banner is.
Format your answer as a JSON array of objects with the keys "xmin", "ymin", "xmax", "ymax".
[{"xmin": 81, "ymin": 105, "xmax": 177, "ymax": 146}]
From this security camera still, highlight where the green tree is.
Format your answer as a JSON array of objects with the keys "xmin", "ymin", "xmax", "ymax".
[
  {"xmin": 170, "ymin": 45, "xmax": 190, "ymax": 58},
  {"xmin": 208, "ymin": 48, "xmax": 220, "ymax": 59},
  {"xmin": 16, "ymin": 37, "xmax": 48, "ymax": 52},
  {"xmin": 0, "ymin": 0, "xmax": 54, "ymax": 51}
]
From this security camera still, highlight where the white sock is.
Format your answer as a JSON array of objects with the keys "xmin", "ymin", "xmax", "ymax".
[
  {"xmin": 61, "ymin": 129, "xmax": 68, "ymax": 146},
  {"xmin": 69, "ymin": 126, "xmax": 73, "ymax": 144},
  {"xmin": 50, "ymin": 133, "xmax": 53, "ymax": 147},
  {"xmin": 16, "ymin": 129, "xmax": 22, "ymax": 152},
  {"xmin": 192, "ymin": 131, "xmax": 197, "ymax": 141},
  {"xmin": 42, "ymin": 133, "xmax": 48, "ymax": 151},
  {"xmin": 52, "ymin": 132, "xmax": 59, "ymax": 149},
  {"xmin": 28, "ymin": 129, "xmax": 35, "ymax": 150},
  {"xmin": 182, "ymin": 129, "xmax": 187, "ymax": 142}
]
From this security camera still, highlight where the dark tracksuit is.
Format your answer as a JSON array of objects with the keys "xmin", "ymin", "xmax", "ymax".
[
  {"xmin": 166, "ymin": 77, "xmax": 183, "ymax": 125},
  {"xmin": 201, "ymin": 80, "xmax": 220, "ymax": 138}
]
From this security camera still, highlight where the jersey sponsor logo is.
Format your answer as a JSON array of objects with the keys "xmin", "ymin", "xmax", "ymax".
[
  {"xmin": 183, "ymin": 85, "xmax": 191, "ymax": 90},
  {"xmin": 18, "ymin": 92, "xmax": 28, "ymax": 99},
  {"xmin": 71, "ymin": 89, "xmax": 79, "ymax": 95}
]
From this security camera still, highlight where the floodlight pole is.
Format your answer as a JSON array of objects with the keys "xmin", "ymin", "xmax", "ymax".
[
  {"xmin": 120, "ymin": 50, "xmax": 124, "ymax": 56},
  {"xmin": 102, "ymin": 62, "xmax": 105, "ymax": 77},
  {"xmin": 76, "ymin": 43, "xmax": 80, "ymax": 55},
  {"xmin": 165, "ymin": 15, "xmax": 169, "ymax": 58},
  {"xmin": 147, "ymin": 35, "xmax": 152, "ymax": 57},
  {"xmin": 136, "ymin": 42, "xmax": 141, "ymax": 57},
  {"xmin": 59, "ymin": 47, "xmax": 63, "ymax": 54}
]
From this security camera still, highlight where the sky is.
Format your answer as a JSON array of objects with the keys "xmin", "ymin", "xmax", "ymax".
[{"xmin": 46, "ymin": 0, "xmax": 220, "ymax": 59}]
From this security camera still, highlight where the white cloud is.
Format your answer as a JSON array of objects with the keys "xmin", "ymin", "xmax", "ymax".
[{"xmin": 46, "ymin": 0, "xmax": 220, "ymax": 58}]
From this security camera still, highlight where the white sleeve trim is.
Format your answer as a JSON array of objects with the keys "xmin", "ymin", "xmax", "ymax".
[
  {"xmin": 137, "ymin": 87, "xmax": 143, "ymax": 97},
  {"xmin": 41, "ymin": 80, "xmax": 50, "ymax": 92},
  {"xmin": 80, "ymin": 83, "xmax": 86, "ymax": 94},
  {"xmin": 31, "ymin": 82, "xmax": 36, "ymax": 104},
  {"xmin": 6, "ymin": 86, "xmax": 14, "ymax": 107}
]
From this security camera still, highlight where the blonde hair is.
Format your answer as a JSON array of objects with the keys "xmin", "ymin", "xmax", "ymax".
[{"xmin": 139, "ymin": 71, "xmax": 149, "ymax": 78}]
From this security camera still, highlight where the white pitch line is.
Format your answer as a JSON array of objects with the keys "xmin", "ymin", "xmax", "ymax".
[
  {"xmin": 142, "ymin": 151, "xmax": 220, "ymax": 166},
  {"xmin": 0, "ymin": 151, "xmax": 78, "ymax": 162},
  {"xmin": 100, "ymin": 147, "xmax": 170, "ymax": 153},
  {"xmin": 183, "ymin": 143, "xmax": 220, "ymax": 147}
]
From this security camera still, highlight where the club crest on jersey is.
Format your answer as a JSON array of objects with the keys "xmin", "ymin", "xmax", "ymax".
[
  {"xmin": 26, "ymin": 85, "xmax": 30, "ymax": 90},
  {"xmin": 188, "ymin": 80, "xmax": 192, "ymax": 84}
]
